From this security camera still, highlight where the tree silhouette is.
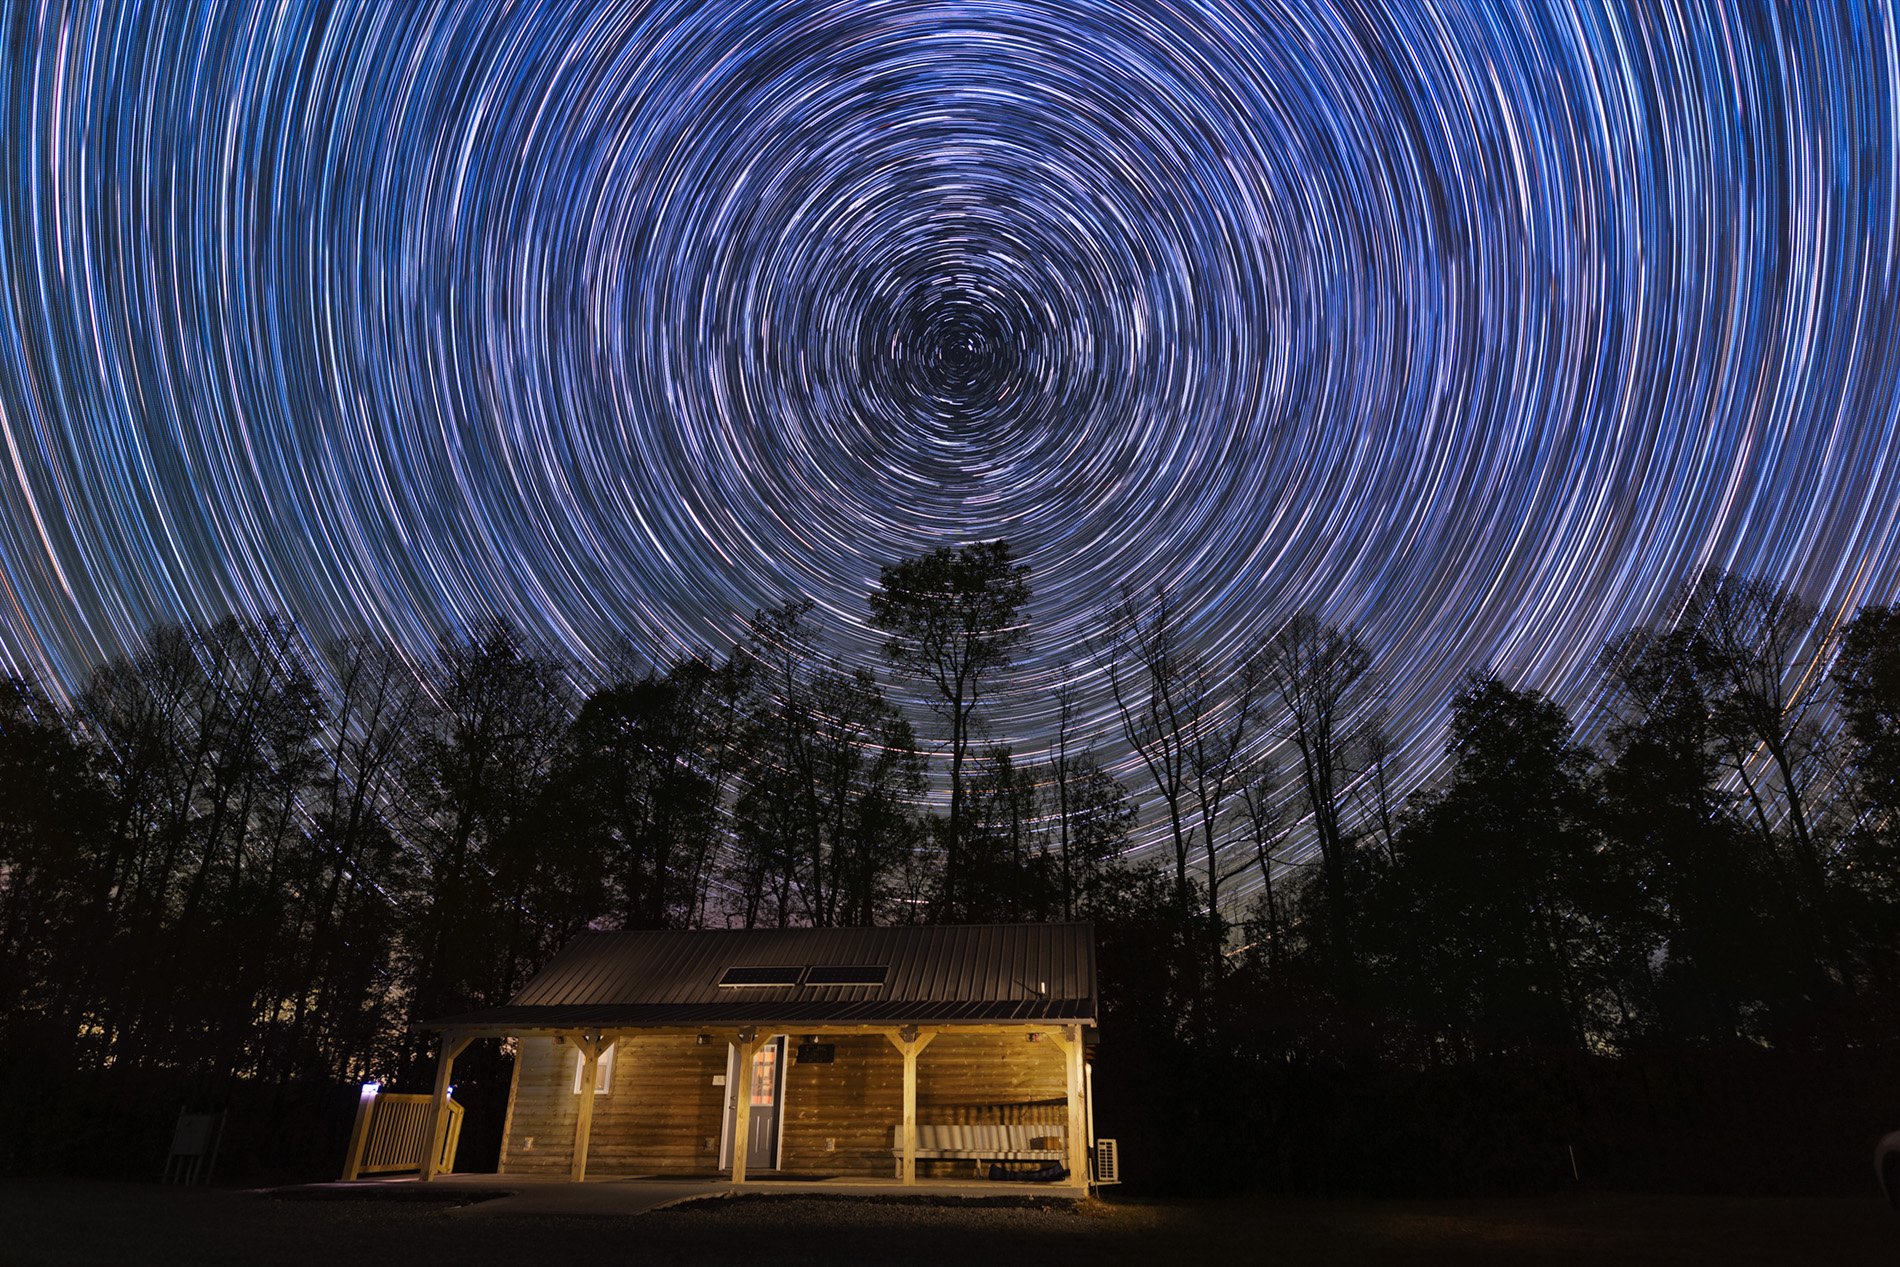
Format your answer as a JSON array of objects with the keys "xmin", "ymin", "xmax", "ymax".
[{"xmin": 869, "ymin": 541, "xmax": 1030, "ymax": 919}]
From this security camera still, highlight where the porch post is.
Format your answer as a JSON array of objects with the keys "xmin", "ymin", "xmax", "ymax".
[
  {"xmin": 885, "ymin": 1026, "xmax": 936, "ymax": 1186},
  {"xmin": 1063, "ymin": 1024, "xmax": 1088, "ymax": 1184},
  {"xmin": 421, "ymin": 1033, "xmax": 472, "ymax": 1182},
  {"xmin": 569, "ymin": 1030, "xmax": 610, "ymax": 1183},
  {"xmin": 730, "ymin": 1028, "xmax": 761, "ymax": 1185}
]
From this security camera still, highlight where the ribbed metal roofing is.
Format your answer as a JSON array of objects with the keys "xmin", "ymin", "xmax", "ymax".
[{"xmin": 423, "ymin": 923, "xmax": 1096, "ymax": 1030}]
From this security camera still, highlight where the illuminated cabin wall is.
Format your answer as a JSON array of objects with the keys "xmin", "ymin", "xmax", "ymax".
[{"xmin": 500, "ymin": 1029, "xmax": 1072, "ymax": 1178}]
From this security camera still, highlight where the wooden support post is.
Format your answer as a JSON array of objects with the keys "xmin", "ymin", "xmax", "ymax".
[
  {"xmin": 339, "ymin": 1082, "xmax": 378, "ymax": 1181},
  {"xmin": 1064, "ymin": 1025, "xmax": 1088, "ymax": 1186},
  {"xmin": 901, "ymin": 1038, "xmax": 917, "ymax": 1185},
  {"xmin": 420, "ymin": 1034, "xmax": 473, "ymax": 1182},
  {"xmin": 730, "ymin": 1029, "xmax": 762, "ymax": 1185},
  {"xmin": 885, "ymin": 1026, "xmax": 936, "ymax": 1186},
  {"xmin": 569, "ymin": 1030, "xmax": 610, "ymax": 1183}
]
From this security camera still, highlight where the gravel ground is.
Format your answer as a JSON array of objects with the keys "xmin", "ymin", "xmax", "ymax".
[{"xmin": 2, "ymin": 1180, "xmax": 1895, "ymax": 1266}]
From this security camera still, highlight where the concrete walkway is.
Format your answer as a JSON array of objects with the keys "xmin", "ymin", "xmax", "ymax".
[
  {"xmin": 286, "ymin": 1173, "xmax": 1089, "ymax": 1219},
  {"xmin": 450, "ymin": 1176, "xmax": 730, "ymax": 1217}
]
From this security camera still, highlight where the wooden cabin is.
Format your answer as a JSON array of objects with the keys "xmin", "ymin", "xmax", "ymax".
[{"xmin": 418, "ymin": 923, "xmax": 1099, "ymax": 1187}]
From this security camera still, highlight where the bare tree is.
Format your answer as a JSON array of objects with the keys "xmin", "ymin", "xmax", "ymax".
[
  {"xmin": 1183, "ymin": 651, "xmax": 1260, "ymax": 919},
  {"xmin": 1681, "ymin": 572, "xmax": 1832, "ymax": 899},
  {"xmin": 1258, "ymin": 611, "xmax": 1372, "ymax": 983},
  {"xmin": 1096, "ymin": 586, "xmax": 1196, "ymax": 915},
  {"xmin": 1644, "ymin": 570, "xmax": 1850, "ymax": 990},
  {"xmin": 1046, "ymin": 682, "xmax": 1135, "ymax": 919},
  {"xmin": 1237, "ymin": 757, "xmax": 1291, "ymax": 974},
  {"xmin": 1358, "ymin": 710, "xmax": 1400, "ymax": 865},
  {"xmin": 1096, "ymin": 585, "xmax": 1259, "ymax": 926}
]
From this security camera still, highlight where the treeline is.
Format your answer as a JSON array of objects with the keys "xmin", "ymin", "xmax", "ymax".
[{"xmin": 1, "ymin": 545, "xmax": 1896, "ymax": 1189}]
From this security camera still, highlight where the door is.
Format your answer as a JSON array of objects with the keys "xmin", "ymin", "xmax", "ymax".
[{"xmin": 725, "ymin": 1037, "xmax": 784, "ymax": 1172}]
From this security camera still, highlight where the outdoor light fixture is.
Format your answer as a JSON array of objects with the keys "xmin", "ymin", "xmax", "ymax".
[
  {"xmin": 359, "ymin": 1080, "xmax": 380, "ymax": 1097},
  {"xmin": 696, "ymin": 1033, "xmax": 709, "ymax": 1045}
]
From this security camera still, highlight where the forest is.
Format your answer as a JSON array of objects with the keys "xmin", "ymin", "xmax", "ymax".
[{"xmin": 1, "ymin": 542, "xmax": 1896, "ymax": 1193}]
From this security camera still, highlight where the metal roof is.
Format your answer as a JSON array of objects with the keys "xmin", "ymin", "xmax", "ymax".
[{"xmin": 423, "ymin": 923, "xmax": 1096, "ymax": 1030}]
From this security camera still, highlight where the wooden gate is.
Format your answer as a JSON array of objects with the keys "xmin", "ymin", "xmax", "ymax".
[{"xmin": 341, "ymin": 1086, "xmax": 463, "ymax": 1180}]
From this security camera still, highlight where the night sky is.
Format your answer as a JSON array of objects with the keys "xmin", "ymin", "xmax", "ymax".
[{"xmin": 4, "ymin": 2, "xmax": 1900, "ymax": 853}]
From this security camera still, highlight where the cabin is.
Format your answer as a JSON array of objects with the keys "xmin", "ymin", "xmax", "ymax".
[{"xmin": 417, "ymin": 922, "xmax": 1100, "ymax": 1188}]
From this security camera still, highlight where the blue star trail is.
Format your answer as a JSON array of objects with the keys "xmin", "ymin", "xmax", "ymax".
[{"xmin": 3, "ymin": 1, "xmax": 1900, "ymax": 865}]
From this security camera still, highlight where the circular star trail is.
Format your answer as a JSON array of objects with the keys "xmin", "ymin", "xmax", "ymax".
[{"xmin": 4, "ymin": 1, "xmax": 1900, "ymax": 865}]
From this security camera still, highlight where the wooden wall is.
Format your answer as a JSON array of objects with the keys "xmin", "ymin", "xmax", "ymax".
[
  {"xmin": 500, "ymin": 1034, "xmax": 727, "ymax": 1177},
  {"xmin": 500, "ymin": 1028, "xmax": 1071, "ymax": 1179},
  {"xmin": 779, "ymin": 1034, "xmax": 901, "ymax": 1174}
]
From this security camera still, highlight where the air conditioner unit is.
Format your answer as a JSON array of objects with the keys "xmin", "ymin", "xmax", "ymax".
[{"xmin": 1093, "ymin": 1138, "xmax": 1120, "ymax": 1185}]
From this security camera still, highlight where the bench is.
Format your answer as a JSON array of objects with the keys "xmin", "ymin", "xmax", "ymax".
[{"xmin": 890, "ymin": 1123, "xmax": 1066, "ymax": 1178}]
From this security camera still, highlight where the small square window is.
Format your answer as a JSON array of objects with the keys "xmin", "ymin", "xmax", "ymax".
[{"xmin": 572, "ymin": 1043, "xmax": 615, "ymax": 1095}]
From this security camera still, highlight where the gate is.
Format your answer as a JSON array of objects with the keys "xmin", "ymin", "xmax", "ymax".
[{"xmin": 341, "ymin": 1085, "xmax": 464, "ymax": 1180}]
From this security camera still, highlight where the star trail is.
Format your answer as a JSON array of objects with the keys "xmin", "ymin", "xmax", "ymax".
[{"xmin": 4, "ymin": 1, "xmax": 1900, "ymax": 844}]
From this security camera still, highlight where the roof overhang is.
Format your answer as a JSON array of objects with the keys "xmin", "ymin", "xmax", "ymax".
[{"xmin": 419, "ymin": 1006, "xmax": 1097, "ymax": 1035}]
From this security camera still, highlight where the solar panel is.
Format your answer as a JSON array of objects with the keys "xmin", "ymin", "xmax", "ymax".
[
  {"xmin": 717, "ymin": 965, "xmax": 803, "ymax": 987},
  {"xmin": 803, "ymin": 965, "xmax": 888, "ymax": 987}
]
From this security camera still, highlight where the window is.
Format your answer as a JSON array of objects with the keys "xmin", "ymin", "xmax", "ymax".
[
  {"xmin": 717, "ymin": 965, "xmax": 803, "ymax": 988},
  {"xmin": 750, "ymin": 1043, "xmax": 778, "ymax": 1107},
  {"xmin": 572, "ymin": 1043, "xmax": 614, "ymax": 1095},
  {"xmin": 803, "ymin": 965, "xmax": 888, "ymax": 987}
]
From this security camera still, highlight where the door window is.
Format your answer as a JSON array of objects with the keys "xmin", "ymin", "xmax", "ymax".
[{"xmin": 750, "ymin": 1042, "xmax": 777, "ymax": 1107}]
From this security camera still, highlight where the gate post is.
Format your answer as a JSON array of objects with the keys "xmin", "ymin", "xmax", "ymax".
[{"xmin": 340, "ymin": 1082, "xmax": 380, "ymax": 1181}]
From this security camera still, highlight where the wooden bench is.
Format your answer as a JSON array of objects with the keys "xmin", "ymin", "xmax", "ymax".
[{"xmin": 891, "ymin": 1123, "xmax": 1066, "ymax": 1178}]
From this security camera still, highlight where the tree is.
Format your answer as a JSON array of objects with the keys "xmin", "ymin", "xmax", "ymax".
[
  {"xmin": 1048, "ymin": 684, "xmax": 1135, "ymax": 919},
  {"xmin": 553, "ymin": 662, "xmax": 719, "ymax": 932},
  {"xmin": 71, "ymin": 617, "xmax": 330, "ymax": 1081},
  {"xmin": 1258, "ymin": 612, "xmax": 1373, "ymax": 985},
  {"xmin": 284, "ymin": 636, "xmax": 422, "ymax": 1080},
  {"xmin": 1367, "ymin": 677, "xmax": 1610, "ymax": 1056},
  {"xmin": 1184, "ymin": 650, "xmax": 1261, "ymax": 922},
  {"xmin": 727, "ymin": 601, "xmax": 923, "ymax": 926},
  {"xmin": 869, "ymin": 541, "xmax": 1030, "ymax": 919},
  {"xmin": 0, "ymin": 679, "xmax": 111, "ymax": 1069},
  {"xmin": 1832, "ymin": 605, "xmax": 1900, "ymax": 1016},
  {"xmin": 1681, "ymin": 575, "xmax": 1834, "ymax": 914},
  {"xmin": 1096, "ymin": 586, "xmax": 1196, "ymax": 916},
  {"xmin": 1597, "ymin": 624, "xmax": 1802, "ymax": 1043},
  {"xmin": 403, "ymin": 623, "xmax": 572, "ymax": 1068},
  {"xmin": 963, "ymin": 745, "xmax": 1048, "ymax": 920},
  {"xmin": 1236, "ymin": 757, "xmax": 1290, "ymax": 974},
  {"xmin": 1835, "ymin": 605, "xmax": 1900, "ymax": 828}
]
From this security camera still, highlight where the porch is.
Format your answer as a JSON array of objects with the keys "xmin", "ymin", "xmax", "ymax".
[{"xmin": 414, "ymin": 1022, "xmax": 1093, "ymax": 1188}]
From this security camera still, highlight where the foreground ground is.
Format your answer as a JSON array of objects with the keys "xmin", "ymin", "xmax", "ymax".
[{"xmin": 1, "ymin": 1180, "xmax": 1894, "ymax": 1265}]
